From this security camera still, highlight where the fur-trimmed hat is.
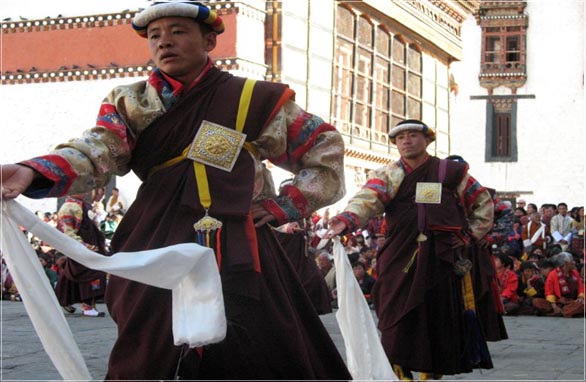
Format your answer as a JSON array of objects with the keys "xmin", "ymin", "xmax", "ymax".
[
  {"xmin": 132, "ymin": 1, "xmax": 225, "ymax": 37},
  {"xmin": 388, "ymin": 119, "xmax": 436, "ymax": 144}
]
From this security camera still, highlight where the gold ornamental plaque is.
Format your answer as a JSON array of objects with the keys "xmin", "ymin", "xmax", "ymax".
[
  {"xmin": 187, "ymin": 120, "xmax": 247, "ymax": 172},
  {"xmin": 415, "ymin": 182, "xmax": 442, "ymax": 204}
]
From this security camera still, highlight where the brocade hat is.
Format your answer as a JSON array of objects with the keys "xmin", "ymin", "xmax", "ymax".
[
  {"xmin": 388, "ymin": 119, "xmax": 436, "ymax": 144},
  {"xmin": 132, "ymin": 1, "xmax": 225, "ymax": 37}
]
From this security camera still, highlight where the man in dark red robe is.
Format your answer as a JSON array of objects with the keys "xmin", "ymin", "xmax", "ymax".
[
  {"xmin": 327, "ymin": 119, "xmax": 495, "ymax": 379},
  {"xmin": 1, "ymin": 1, "xmax": 350, "ymax": 380}
]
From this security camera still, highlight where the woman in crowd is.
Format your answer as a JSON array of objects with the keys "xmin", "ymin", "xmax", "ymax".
[{"xmin": 543, "ymin": 252, "xmax": 584, "ymax": 317}]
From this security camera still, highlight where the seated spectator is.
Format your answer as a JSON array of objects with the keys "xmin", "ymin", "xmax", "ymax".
[
  {"xmin": 520, "ymin": 203, "xmax": 538, "ymax": 226},
  {"xmin": 101, "ymin": 213, "xmax": 119, "ymax": 241},
  {"xmin": 521, "ymin": 212, "xmax": 550, "ymax": 255},
  {"xmin": 550, "ymin": 202, "xmax": 574, "ymax": 245},
  {"xmin": 514, "ymin": 207, "xmax": 527, "ymax": 220},
  {"xmin": 494, "ymin": 253, "xmax": 519, "ymax": 315},
  {"xmin": 546, "ymin": 244, "xmax": 563, "ymax": 259},
  {"xmin": 352, "ymin": 262, "xmax": 375, "ymax": 304},
  {"xmin": 354, "ymin": 232, "xmax": 368, "ymax": 252},
  {"xmin": 374, "ymin": 233, "xmax": 386, "ymax": 251},
  {"xmin": 543, "ymin": 252, "xmax": 584, "ymax": 317},
  {"xmin": 571, "ymin": 206, "xmax": 584, "ymax": 254},
  {"xmin": 368, "ymin": 257, "xmax": 378, "ymax": 280},
  {"xmin": 39, "ymin": 255, "xmax": 58, "ymax": 289},
  {"xmin": 505, "ymin": 218, "xmax": 523, "ymax": 254},
  {"xmin": 317, "ymin": 252, "xmax": 336, "ymax": 301},
  {"xmin": 527, "ymin": 247, "xmax": 545, "ymax": 263},
  {"xmin": 516, "ymin": 262, "xmax": 544, "ymax": 315},
  {"xmin": 366, "ymin": 214, "xmax": 384, "ymax": 249}
]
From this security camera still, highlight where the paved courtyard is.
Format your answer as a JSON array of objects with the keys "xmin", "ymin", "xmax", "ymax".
[{"xmin": 1, "ymin": 301, "xmax": 584, "ymax": 380}]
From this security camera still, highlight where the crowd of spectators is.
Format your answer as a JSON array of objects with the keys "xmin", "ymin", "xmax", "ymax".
[
  {"xmin": 309, "ymin": 200, "xmax": 585, "ymax": 318},
  {"xmin": 1, "ymin": 188, "xmax": 124, "ymax": 303},
  {"xmin": 2, "ymin": 193, "xmax": 583, "ymax": 322}
]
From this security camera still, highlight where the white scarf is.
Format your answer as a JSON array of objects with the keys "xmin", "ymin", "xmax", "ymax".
[
  {"xmin": 332, "ymin": 238, "xmax": 396, "ymax": 380},
  {"xmin": 1, "ymin": 200, "xmax": 226, "ymax": 380}
]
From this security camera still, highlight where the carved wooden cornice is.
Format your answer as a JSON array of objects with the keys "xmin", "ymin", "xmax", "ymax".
[
  {"xmin": 1, "ymin": 58, "xmax": 263, "ymax": 85},
  {"xmin": 344, "ymin": 147, "xmax": 392, "ymax": 165},
  {"xmin": 0, "ymin": 3, "xmax": 243, "ymax": 35}
]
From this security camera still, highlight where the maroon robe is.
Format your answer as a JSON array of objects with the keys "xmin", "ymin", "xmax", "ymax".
[
  {"xmin": 274, "ymin": 229, "xmax": 333, "ymax": 315},
  {"xmin": 104, "ymin": 67, "xmax": 351, "ymax": 380},
  {"xmin": 55, "ymin": 199, "xmax": 108, "ymax": 306},
  {"xmin": 372, "ymin": 157, "xmax": 493, "ymax": 375}
]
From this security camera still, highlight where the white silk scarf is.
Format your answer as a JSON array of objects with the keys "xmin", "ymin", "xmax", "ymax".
[
  {"xmin": 1, "ymin": 199, "xmax": 226, "ymax": 381},
  {"xmin": 332, "ymin": 238, "xmax": 397, "ymax": 380}
]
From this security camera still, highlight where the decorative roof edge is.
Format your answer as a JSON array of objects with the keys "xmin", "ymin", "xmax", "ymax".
[
  {"xmin": 1, "ymin": 57, "xmax": 263, "ymax": 85},
  {"xmin": 0, "ymin": 2, "xmax": 240, "ymax": 34}
]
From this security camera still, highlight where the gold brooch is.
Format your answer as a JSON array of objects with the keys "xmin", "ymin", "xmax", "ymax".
[
  {"xmin": 187, "ymin": 120, "xmax": 247, "ymax": 172},
  {"xmin": 415, "ymin": 182, "xmax": 442, "ymax": 204}
]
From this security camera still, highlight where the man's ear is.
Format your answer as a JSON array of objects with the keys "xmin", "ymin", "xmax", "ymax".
[{"xmin": 204, "ymin": 32, "xmax": 217, "ymax": 52}]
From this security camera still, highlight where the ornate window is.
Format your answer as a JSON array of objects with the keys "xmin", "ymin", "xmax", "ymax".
[
  {"xmin": 485, "ymin": 98, "xmax": 518, "ymax": 162},
  {"xmin": 477, "ymin": 1, "xmax": 528, "ymax": 90},
  {"xmin": 332, "ymin": 5, "xmax": 424, "ymax": 149}
]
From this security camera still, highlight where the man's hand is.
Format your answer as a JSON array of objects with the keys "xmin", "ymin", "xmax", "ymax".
[
  {"xmin": 325, "ymin": 218, "xmax": 347, "ymax": 239},
  {"xmin": 251, "ymin": 203, "xmax": 276, "ymax": 227},
  {"xmin": 1, "ymin": 164, "xmax": 35, "ymax": 200}
]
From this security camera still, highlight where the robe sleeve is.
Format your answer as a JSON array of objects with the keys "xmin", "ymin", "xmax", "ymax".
[
  {"xmin": 254, "ymin": 100, "xmax": 346, "ymax": 226},
  {"xmin": 332, "ymin": 163, "xmax": 404, "ymax": 234},
  {"xmin": 56, "ymin": 202, "xmax": 84, "ymax": 243},
  {"xmin": 457, "ymin": 172, "xmax": 494, "ymax": 241},
  {"xmin": 19, "ymin": 82, "xmax": 163, "ymax": 198}
]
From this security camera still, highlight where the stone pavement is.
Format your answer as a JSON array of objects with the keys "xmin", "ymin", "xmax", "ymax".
[{"xmin": 1, "ymin": 300, "xmax": 584, "ymax": 381}]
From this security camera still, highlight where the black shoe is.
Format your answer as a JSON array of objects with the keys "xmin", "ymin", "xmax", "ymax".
[{"xmin": 63, "ymin": 305, "xmax": 76, "ymax": 314}]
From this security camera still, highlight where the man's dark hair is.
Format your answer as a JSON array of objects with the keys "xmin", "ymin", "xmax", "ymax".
[
  {"xmin": 557, "ymin": 202, "xmax": 568, "ymax": 209},
  {"xmin": 496, "ymin": 253, "xmax": 513, "ymax": 269},
  {"xmin": 538, "ymin": 259, "xmax": 555, "ymax": 270},
  {"xmin": 520, "ymin": 261, "xmax": 538, "ymax": 273}
]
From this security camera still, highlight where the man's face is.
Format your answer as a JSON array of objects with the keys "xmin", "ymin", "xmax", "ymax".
[
  {"xmin": 353, "ymin": 265, "xmax": 365, "ymax": 279},
  {"xmin": 517, "ymin": 200, "xmax": 526, "ymax": 208},
  {"xmin": 532, "ymin": 213, "xmax": 541, "ymax": 224},
  {"xmin": 147, "ymin": 17, "xmax": 217, "ymax": 85},
  {"xmin": 522, "ymin": 267, "xmax": 535, "ymax": 280},
  {"xmin": 376, "ymin": 237, "xmax": 385, "ymax": 247},
  {"xmin": 317, "ymin": 256, "xmax": 331, "ymax": 270},
  {"xmin": 395, "ymin": 130, "xmax": 430, "ymax": 160},
  {"xmin": 558, "ymin": 205, "xmax": 568, "ymax": 216},
  {"xmin": 543, "ymin": 207, "xmax": 555, "ymax": 218}
]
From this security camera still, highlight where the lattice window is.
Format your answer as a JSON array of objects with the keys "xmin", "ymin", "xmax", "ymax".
[
  {"xmin": 332, "ymin": 5, "xmax": 424, "ymax": 148},
  {"xmin": 486, "ymin": 98, "xmax": 517, "ymax": 162}
]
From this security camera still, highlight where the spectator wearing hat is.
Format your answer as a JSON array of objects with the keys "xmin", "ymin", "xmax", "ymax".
[{"xmin": 543, "ymin": 252, "xmax": 585, "ymax": 317}]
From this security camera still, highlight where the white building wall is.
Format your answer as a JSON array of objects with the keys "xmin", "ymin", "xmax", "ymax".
[
  {"xmin": 280, "ymin": 0, "xmax": 334, "ymax": 117},
  {"xmin": 0, "ymin": 78, "xmax": 145, "ymax": 213},
  {"xmin": 451, "ymin": 1, "xmax": 585, "ymax": 208}
]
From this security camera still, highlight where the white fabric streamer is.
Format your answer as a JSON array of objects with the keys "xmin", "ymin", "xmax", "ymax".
[
  {"xmin": 1, "ymin": 199, "xmax": 226, "ymax": 381},
  {"xmin": 332, "ymin": 237, "xmax": 397, "ymax": 381}
]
